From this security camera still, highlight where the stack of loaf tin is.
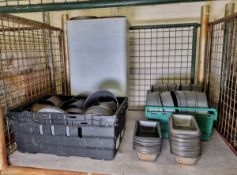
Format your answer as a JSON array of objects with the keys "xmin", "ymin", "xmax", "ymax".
[
  {"xmin": 169, "ymin": 114, "xmax": 201, "ymax": 165},
  {"xmin": 133, "ymin": 121, "xmax": 162, "ymax": 161}
]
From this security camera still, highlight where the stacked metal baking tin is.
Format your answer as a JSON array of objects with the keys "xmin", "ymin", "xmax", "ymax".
[
  {"xmin": 152, "ymin": 84, "xmax": 202, "ymax": 92},
  {"xmin": 169, "ymin": 114, "xmax": 201, "ymax": 165},
  {"xmin": 146, "ymin": 90, "xmax": 208, "ymax": 113},
  {"xmin": 146, "ymin": 91, "xmax": 175, "ymax": 112},
  {"xmin": 174, "ymin": 91, "xmax": 208, "ymax": 113},
  {"xmin": 31, "ymin": 90, "xmax": 118, "ymax": 116},
  {"xmin": 133, "ymin": 121, "xmax": 162, "ymax": 161}
]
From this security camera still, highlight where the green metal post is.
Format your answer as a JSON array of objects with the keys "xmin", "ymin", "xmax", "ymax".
[
  {"xmin": 0, "ymin": 0, "xmax": 208, "ymax": 13},
  {"xmin": 191, "ymin": 24, "xmax": 198, "ymax": 84},
  {"xmin": 130, "ymin": 23, "xmax": 200, "ymax": 30}
]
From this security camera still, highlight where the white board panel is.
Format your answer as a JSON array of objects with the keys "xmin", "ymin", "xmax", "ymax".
[{"xmin": 67, "ymin": 17, "xmax": 128, "ymax": 96}]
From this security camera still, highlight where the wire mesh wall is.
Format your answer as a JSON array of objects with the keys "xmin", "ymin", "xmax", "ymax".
[
  {"xmin": 129, "ymin": 23, "xmax": 198, "ymax": 110},
  {"xmin": 206, "ymin": 13, "xmax": 237, "ymax": 154},
  {"xmin": 0, "ymin": 14, "xmax": 65, "ymax": 153},
  {"xmin": 205, "ymin": 21, "xmax": 224, "ymax": 108},
  {"xmin": 0, "ymin": 0, "xmax": 76, "ymax": 6}
]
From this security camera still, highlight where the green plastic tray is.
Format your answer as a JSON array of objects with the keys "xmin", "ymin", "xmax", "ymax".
[{"xmin": 145, "ymin": 106, "xmax": 217, "ymax": 141}]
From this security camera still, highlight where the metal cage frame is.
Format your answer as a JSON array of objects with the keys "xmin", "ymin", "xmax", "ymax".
[
  {"xmin": 0, "ymin": 14, "xmax": 66, "ymax": 155},
  {"xmin": 206, "ymin": 12, "xmax": 237, "ymax": 155},
  {"xmin": 0, "ymin": 3, "xmax": 235, "ymax": 175}
]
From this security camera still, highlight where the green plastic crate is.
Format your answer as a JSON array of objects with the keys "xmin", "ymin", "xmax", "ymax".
[{"xmin": 145, "ymin": 106, "xmax": 218, "ymax": 141}]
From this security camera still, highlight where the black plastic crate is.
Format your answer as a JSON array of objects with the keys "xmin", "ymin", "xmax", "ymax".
[{"xmin": 8, "ymin": 96, "xmax": 128, "ymax": 160}]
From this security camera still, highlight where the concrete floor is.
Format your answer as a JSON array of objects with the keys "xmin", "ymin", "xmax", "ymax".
[{"xmin": 10, "ymin": 111, "xmax": 237, "ymax": 175}]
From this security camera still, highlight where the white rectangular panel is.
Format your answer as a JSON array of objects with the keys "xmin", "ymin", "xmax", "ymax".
[{"xmin": 67, "ymin": 17, "xmax": 128, "ymax": 96}]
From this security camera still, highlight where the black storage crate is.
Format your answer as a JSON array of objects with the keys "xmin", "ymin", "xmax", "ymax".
[{"xmin": 8, "ymin": 96, "xmax": 128, "ymax": 160}]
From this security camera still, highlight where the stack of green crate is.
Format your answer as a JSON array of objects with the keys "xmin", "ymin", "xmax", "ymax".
[{"xmin": 145, "ymin": 106, "xmax": 217, "ymax": 141}]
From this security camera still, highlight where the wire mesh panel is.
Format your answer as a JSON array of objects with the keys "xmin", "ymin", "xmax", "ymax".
[
  {"xmin": 207, "ymin": 14, "xmax": 237, "ymax": 154},
  {"xmin": 129, "ymin": 23, "xmax": 198, "ymax": 110},
  {"xmin": 205, "ymin": 21, "xmax": 224, "ymax": 108},
  {"xmin": 0, "ymin": 0, "xmax": 78, "ymax": 6},
  {"xmin": 0, "ymin": 14, "xmax": 64, "ymax": 153}
]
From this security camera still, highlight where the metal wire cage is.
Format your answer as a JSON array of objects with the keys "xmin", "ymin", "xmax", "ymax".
[
  {"xmin": 0, "ymin": 14, "xmax": 65, "ymax": 153},
  {"xmin": 129, "ymin": 23, "xmax": 198, "ymax": 110},
  {"xmin": 206, "ymin": 13, "xmax": 237, "ymax": 154}
]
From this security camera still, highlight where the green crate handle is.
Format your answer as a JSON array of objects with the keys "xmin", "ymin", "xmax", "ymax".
[{"xmin": 145, "ymin": 106, "xmax": 218, "ymax": 120}]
